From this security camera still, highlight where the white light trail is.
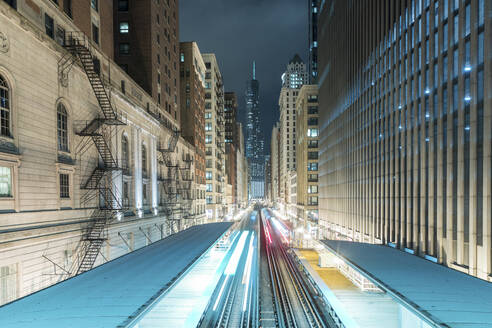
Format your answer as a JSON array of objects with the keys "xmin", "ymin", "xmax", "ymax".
[
  {"xmin": 225, "ymin": 231, "xmax": 249, "ymax": 275},
  {"xmin": 213, "ymin": 276, "xmax": 229, "ymax": 311},
  {"xmin": 242, "ymin": 234, "xmax": 255, "ymax": 312}
]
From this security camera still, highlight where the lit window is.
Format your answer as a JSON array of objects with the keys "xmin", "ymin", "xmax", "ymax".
[
  {"xmin": 307, "ymin": 128, "xmax": 319, "ymax": 137},
  {"xmin": 308, "ymin": 163, "xmax": 318, "ymax": 171},
  {"xmin": 119, "ymin": 22, "xmax": 129, "ymax": 34},
  {"xmin": 0, "ymin": 167, "xmax": 12, "ymax": 197}
]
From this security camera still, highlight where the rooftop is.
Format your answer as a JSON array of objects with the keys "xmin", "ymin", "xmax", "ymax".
[
  {"xmin": 0, "ymin": 222, "xmax": 233, "ymax": 328},
  {"xmin": 322, "ymin": 240, "xmax": 492, "ymax": 328}
]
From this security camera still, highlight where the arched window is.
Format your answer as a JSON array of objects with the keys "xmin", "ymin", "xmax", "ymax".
[
  {"xmin": 57, "ymin": 103, "xmax": 68, "ymax": 151},
  {"xmin": 122, "ymin": 135, "xmax": 129, "ymax": 171},
  {"xmin": 142, "ymin": 144, "xmax": 147, "ymax": 177},
  {"xmin": 0, "ymin": 75, "xmax": 11, "ymax": 137}
]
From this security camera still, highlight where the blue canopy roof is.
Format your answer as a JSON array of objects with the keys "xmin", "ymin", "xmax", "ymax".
[
  {"xmin": 0, "ymin": 222, "xmax": 232, "ymax": 328},
  {"xmin": 322, "ymin": 240, "xmax": 492, "ymax": 328}
]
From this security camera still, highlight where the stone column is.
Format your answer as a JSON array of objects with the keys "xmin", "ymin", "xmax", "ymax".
[
  {"xmin": 150, "ymin": 136, "xmax": 158, "ymax": 214},
  {"xmin": 133, "ymin": 128, "xmax": 142, "ymax": 216}
]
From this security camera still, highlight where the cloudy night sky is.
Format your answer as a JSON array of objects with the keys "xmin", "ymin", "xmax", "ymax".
[{"xmin": 180, "ymin": 0, "xmax": 308, "ymax": 155}]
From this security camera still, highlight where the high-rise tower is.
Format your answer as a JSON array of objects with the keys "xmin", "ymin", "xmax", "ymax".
[
  {"xmin": 278, "ymin": 55, "xmax": 307, "ymax": 211},
  {"xmin": 245, "ymin": 61, "xmax": 265, "ymax": 199},
  {"xmin": 308, "ymin": 0, "xmax": 320, "ymax": 84}
]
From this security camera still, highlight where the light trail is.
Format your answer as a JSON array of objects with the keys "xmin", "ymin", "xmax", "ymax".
[
  {"xmin": 225, "ymin": 231, "xmax": 249, "ymax": 275},
  {"xmin": 213, "ymin": 276, "xmax": 229, "ymax": 311},
  {"xmin": 242, "ymin": 234, "xmax": 255, "ymax": 312}
]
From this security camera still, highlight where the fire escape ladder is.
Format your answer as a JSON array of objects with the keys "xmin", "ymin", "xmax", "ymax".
[
  {"xmin": 64, "ymin": 33, "xmax": 118, "ymax": 121},
  {"xmin": 63, "ymin": 32, "xmax": 128, "ymax": 275}
]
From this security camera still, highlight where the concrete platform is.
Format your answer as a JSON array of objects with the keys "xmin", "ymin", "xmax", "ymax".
[
  {"xmin": 297, "ymin": 249, "xmax": 400, "ymax": 328},
  {"xmin": 0, "ymin": 222, "xmax": 233, "ymax": 328}
]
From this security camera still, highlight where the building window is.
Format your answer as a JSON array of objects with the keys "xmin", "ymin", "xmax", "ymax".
[
  {"xmin": 91, "ymin": 0, "xmax": 98, "ymax": 11},
  {"xmin": 308, "ymin": 151, "xmax": 318, "ymax": 160},
  {"xmin": 57, "ymin": 103, "xmax": 68, "ymax": 152},
  {"xmin": 308, "ymin": 196, "xmax": 318, "ymax": 206},
  {"xmin": 123, "ymin": 181, "xmax": 129, "ymax": 206},
  {"xmin": 143, "ymin": 183, "xmax": 147, "ymax": 203},
  {"xmin": 0, "ymin": 264, "xmax": 17, "ymax": 305},
  {"xmin": 0, "ymin": 167, "xmax": 12, "ymax": 197},
  {"xmin": 307, "ymin": 163, "xmax": 318, "ymax": 171},
  {"xmin": 92, "ymin": 23, "xmax": 99, "ymax": 45},
  {"xmin": 206, "ymin": 184, "xmax": 213, "ymax": 192},
  {"xmin": 308, "ymin": 140, "xmax": 318, "ymax": 148},
  {"xmin": 59, "ymin": 173, "xmax": 70, "ymax": 198},
  {"xmin": 206, "ymin": 196, "xmax": 213, "ymax": 204},
  {"xmin": 4, "ymin": 0, "xmax": 16, "ymax": 9},
  {"xmin": 180, "ymin": 53, "xmax": 184, "ymax": 62},
  {"xmin": 205, "ymin": 123, "xmax": 212, "ymax": 131},
  {"xmin": 44, "ymin": 14, "xmax": 54, "ymax": 39},
  {"xmin": 308, "ymin": 106, "xmax": 318, "ymax": 114},
  {"xmin": 308, "ymin": 185, "xmax": 318, "ymax": 194},
  {"xmin": 119, "ymin": 43, "xmax": 130, "ymax": 55},
  {"xmin": 55, "ymin": 26, "xmax": 65, "ymax": 46},
  {"xmin": 0, "ymin": 75, "xmax": 11, "ymax": 137},
  {"xmin": 307, "ymin": 128, "xmax": 319, "ymax": 137},
  {"xmin": 122, "ymin": 135, "xmax": 129, "ymax": 172},
  {"xmin": 119, "ymin": 22, "xmax": 129, "ymax": 34},
  {"xmin": 142, "ymin": 144, "xmax": 147, "ymax": 177},
  {"xmin": 206, "ymin": 171, "xmax": 212, "ymax": 180},
  {"xmin": 205, "ymin": 135, "xmax": 212, "ymax": 144},
  {"xmin": 63, "ymin": 0, "xmax": 72, "ymax": 17},
  {"xmin": 118, "ymin": 0, "xmax": 128, "ymax": 11},
  {"xmin": 307, "ymin": 117, "xmax": 318, "ymax": 126}
]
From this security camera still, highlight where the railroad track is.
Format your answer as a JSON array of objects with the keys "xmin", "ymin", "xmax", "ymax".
[
  {"xmin": 262, "ymin": 213, "xmax": 327, "ymax": 328},
  {"xmin": 198, "ymin": 212, "xmax": 259, "ymax": 328}
]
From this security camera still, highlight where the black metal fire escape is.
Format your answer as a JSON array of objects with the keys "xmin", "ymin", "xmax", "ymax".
[
  {"xmin": 176, "ymin": 154, "xmax": 194, "ymax": 224},
  {"xmin": 61, "ymin": 32, "xmax": 126, "ymax": 275}
]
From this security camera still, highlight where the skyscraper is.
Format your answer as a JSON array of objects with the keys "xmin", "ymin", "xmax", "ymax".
[
  {"xmin": 245, "ymin": 62, "xmax": 265, "ymax": 199},
  {"xmin": 278, "ymin": 55, "xmax": 308, "ymax": 211},
  {"xmin": 308, "ymin": 0, "xmax": 319, "ymax": 83},
  {"xmin": 318, "ymin": 0, "xmax": 491, "ymax": 280},
  {"xmin": 114, "ymin": 0, "xmax": 180, "ymax": 122}
]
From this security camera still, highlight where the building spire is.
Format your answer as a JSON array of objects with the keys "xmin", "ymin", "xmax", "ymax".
[{"xmin": 253, "ymin": 61, "xmax": 256, "ymax": 80}]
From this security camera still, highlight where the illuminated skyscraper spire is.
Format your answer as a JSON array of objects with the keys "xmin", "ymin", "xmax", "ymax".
[{"xmin": 245, "ymin": 60, "xmax": 264, "ymax": 199}]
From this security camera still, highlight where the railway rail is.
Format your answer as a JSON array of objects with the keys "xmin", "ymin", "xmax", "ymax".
[{"xmin": 261, "ymin": 209, "xmax": 330, "ymax": 328}]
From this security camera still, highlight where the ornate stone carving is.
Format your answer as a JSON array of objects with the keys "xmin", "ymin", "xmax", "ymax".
[{"xmin": 0, "ymin": 32, "xmax": 9, "ymax": 53}]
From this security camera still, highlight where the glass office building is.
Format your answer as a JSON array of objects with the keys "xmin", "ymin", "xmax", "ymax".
[{"xmin": 318, "ymin": 0, "xmax": 490, "ymax": 279}]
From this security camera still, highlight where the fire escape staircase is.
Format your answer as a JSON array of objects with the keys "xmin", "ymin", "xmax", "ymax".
[{"xmin": 62, "ymin": 33, "xmax": 126, "ymax": 275}]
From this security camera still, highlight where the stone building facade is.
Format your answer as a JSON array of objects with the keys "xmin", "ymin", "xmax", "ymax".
[
  {"xmin": 203, "ymin": 53, "xmax": 226, "ymax": 221},
  {"xmin": 179, "ymin": 41, "xmax": 206, "ymax": 220},
  {"xmin": 278, "ymin": 55, "xmax": 308, "ymax": 213},
  {"xmin": 0, "ymin": 0, "xmax": 198, "ymax": 305},
  {"xmin": 113, "ymin": 0, "xmax": 180, "ymax": 122},
  {"xmin": 296, "ymin": 85, "xmax": 319, "ymax": 237},
  {"xmin": 318, "ymin": 0, "xmax": 491, "ymax": 280}
]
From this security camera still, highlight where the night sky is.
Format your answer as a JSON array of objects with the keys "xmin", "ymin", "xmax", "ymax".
[{"xmin": 179, "ymin": 0, "xmax": 308, "ymax": 155}]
